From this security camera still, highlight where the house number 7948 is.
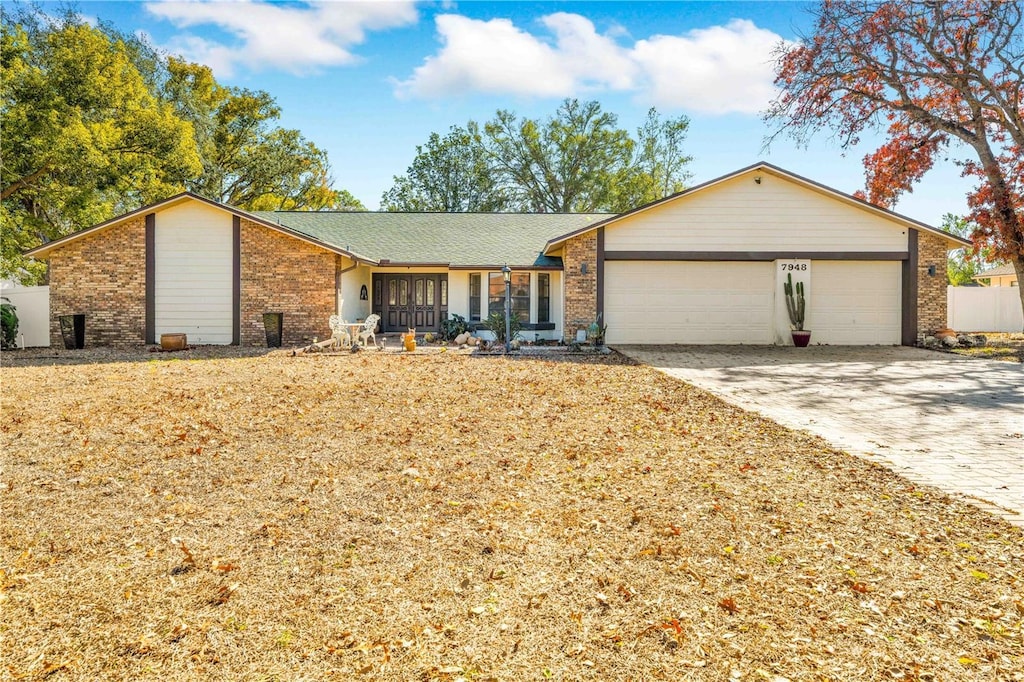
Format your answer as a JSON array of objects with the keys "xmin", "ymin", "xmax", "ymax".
[{"xmin": 780, "ymin": 263, "xmax": 808, "ymax": 271}]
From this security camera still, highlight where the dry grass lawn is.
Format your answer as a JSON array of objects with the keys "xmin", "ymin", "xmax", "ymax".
[
  {"xmin": 947, "ymin": 333, "xmax": 1024, "ymax": 363},
  {"xmin": 1, "ymin": 349, "xmax": 1022, "ymax": 681}
]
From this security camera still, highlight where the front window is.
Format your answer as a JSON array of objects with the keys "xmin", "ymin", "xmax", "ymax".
[
  {"xmin": 489, "ymin": 272, "xmax": 529, "ymax": 322},
  {"xmin": 469, "ymin": 273, "xmax": 481, "ymax": 321}
]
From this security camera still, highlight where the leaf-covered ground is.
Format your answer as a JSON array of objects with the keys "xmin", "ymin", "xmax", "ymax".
[
  {"xmin": 947, "ymin": 333, "xmax": 1024, "ymax": 364},
  {"xmin": 1, "ymin": 349, "xmax": 1022, "ymax": 681}
]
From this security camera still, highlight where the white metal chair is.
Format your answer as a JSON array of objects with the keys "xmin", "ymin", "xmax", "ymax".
[
  {"xmin": 357, "ymin": 314, "xmax": 380, "ymax": 348},
  {"xmin": 328, "ymin": 314, "xmax": 351, "ymax": 349}
]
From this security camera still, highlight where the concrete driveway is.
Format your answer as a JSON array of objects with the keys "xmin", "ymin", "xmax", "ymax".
[{"xmin": 617, "ymin": 345, "xmax": 1024, "ymax": 527}]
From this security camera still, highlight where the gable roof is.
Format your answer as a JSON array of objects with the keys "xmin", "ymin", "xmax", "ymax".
[
  {"xmin": 543, "ymin": 162, "xmax": 973, "ymax": 254},
  {"xmin": 255, "ymin": 211, "xmax": 609, "ymax": 268},
  {"xmin": 24, "ymin": 192, "xmax": 375, "ymax": 263},
  {"xmin": 972, "ymin": 263, "xmax": 1018, "ymax": 279}
]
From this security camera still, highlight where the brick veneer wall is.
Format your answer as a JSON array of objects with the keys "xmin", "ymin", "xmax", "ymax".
[
  {"xmin": 47, "ymin": 216, "xmax": 147, "ymax": 347},
  {"xmin": 917, "ymin": 231, "xmax": 949, "ymax": 341},
  {"xmin": 562, "ymin": 231, "xmax": 598, "ymax": 341},
  {"xmin": 239, "ymin": 219, "xmax": 337, "ymax": 346}
]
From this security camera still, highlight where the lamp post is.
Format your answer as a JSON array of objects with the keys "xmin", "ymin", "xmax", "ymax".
[{"xmin": 502, "ymin": 264, "xmax": 512, "ymax": 353}]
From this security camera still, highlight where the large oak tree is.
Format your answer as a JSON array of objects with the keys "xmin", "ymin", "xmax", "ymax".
[{"xmin": 765, "ymin": 0, "xmax": 1024, "ymax": 329}]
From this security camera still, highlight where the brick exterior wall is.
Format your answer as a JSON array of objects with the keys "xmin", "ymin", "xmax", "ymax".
[
  {"xmin": 47, "ymin": 217, "xmax": 147, "ymax": 347},
  {"xmin": 917, "ymin": 231, "xmax": 949, "ymax": 341},
  {"xmin": 239, "ymin": 219, "xmax": 338, "ymax": 347},
  {"xmin": 561, "ymin": 231, "xmax": 599, "ymax": 341}
]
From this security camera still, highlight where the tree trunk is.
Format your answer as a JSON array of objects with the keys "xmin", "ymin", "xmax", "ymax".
[{"xmin": 1014, "ymin": 256, "xmax": 1024, "ymax": 333}]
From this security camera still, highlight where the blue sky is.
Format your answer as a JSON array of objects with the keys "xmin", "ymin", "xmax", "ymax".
[{"xmin": 71, "ymin": 0, "xmax": 974, "ymax": 224}]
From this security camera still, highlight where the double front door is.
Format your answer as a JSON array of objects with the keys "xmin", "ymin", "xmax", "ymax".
[{"xmin": 372, "ymin": 274, "xmax": 448, "ymax": 332}]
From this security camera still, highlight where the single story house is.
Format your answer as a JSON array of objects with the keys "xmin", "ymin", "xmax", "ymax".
[
  {"xmin": 25, "ymin": 162, "xmax": 970, "ymax": 348},
  {"xmin": 972, "ymin": 263, "xmax": 1019, "ymax": 288}
]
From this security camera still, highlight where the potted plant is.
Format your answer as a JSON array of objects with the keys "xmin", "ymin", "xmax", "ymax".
[{"xmin": 783, "ymin": 273, "xmax": 811, "ymax": 347}]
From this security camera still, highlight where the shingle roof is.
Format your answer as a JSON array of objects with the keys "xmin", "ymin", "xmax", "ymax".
[
  {"xmin": 973, "ymin": 263, "xmax": 1017, "ymax": 279},
  {"xmin": 254, "ymin": 211, "xmax": 611, "ymax": 268}
]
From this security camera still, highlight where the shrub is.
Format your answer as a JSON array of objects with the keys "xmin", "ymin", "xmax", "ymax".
[
  {"xmin": 1, "ymin": 302, "xmax": 18, "ymax": 349},
  {"xmin": 439, "ymin": 313, "xmax": 469, "ymax": 341},
  {"xmin": 482, "ymin": 311, "xmax": 523, "ymax": 344}
]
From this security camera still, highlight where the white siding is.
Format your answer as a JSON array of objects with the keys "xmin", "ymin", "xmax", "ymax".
[
  {"xmin": 605, "ymin": 261, "xmax": 774, "ymax": 344},
  {"xmin": 808, "ymin": 261, "xmax": 901, "ymax": 345},
  {"xmin": 605, "ymin": 172, "xmax": 908, "ymax": 253},
  {"xmin": 339, "ymin": 260, "xmax": 372, "ymax": 322},
  {"xmin": 154, "ymin": 202, "xmax": 233, "ymax": 344}
]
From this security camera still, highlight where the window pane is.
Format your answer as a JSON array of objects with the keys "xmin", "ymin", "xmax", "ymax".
[
  {"xmin": 375, "ymin": 279, "xmax": 382, "ymax": 304},
  {"xmin": 426, "ymin": 279, "xmax": 435, "ymax": 306},
  {"xmin": 469, "ymin": 273, "xmax": 481, "ymax": 321},
  {"xmin": 399, "ymin": 279, "xmax": 408, "ymax": 305},
  {"xmin": 538, "ymin": 273, "xmax": 550, "ymax": 324},
  {"xmin": 415, "ymin": 279, "xmax": 424, "ymax": 305},
  {"xmin": 440, "ymin": 280, "xmax": 448, "ymax": 306},
  {"xmin": 388, "ymin": 280, "xmax": 397, "ymax": 306},
  {"xmin": 489, "ymin": 272, "xmax": 530, "ymax": 322}
]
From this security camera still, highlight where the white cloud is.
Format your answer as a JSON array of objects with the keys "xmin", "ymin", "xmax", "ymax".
[
  {"xmin": 396, "ymin": 13, "xmax": 792, "ymax": 115},
  {"xmin": 145, "ymin": 0, "xmax": 417, "ymax": 76},
  {"xmin": 633, "ymin": 20, "xmax": 788, "ymax": 114}
]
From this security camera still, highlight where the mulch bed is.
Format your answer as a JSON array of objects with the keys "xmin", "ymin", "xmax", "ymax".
[{"xmin": 1, "ymin": 350, "xmax": 1021, "ymax": 681}]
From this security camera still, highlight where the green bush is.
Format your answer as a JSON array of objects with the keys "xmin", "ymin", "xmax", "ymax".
[
  {"xmin": 439, "ymin": 313, "xmax": 469, "ymax": 341},
  {"xmin": 482, "ymin": 311, "xmax": 523, "ymax": 344},
  {"xmin": 1, "ymin": 302, "xmax": 18, "ymax": 349}
]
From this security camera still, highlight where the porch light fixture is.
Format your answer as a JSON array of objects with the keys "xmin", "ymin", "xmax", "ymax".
[
  {"xmin": 580, "ymin": 262, "xmax": 588, "ymax": 274},
  {"xmin": 502, "ymin": 264, "xmax": 512, "ymax": 353}
]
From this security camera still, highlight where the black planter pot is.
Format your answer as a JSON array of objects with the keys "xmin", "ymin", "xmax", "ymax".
[
  {"xmin": 59, "ymin": 314, "xmax": 85, "ymax": 349},
  {"xmin": 263, "ymin": 312, "xmax": 283, "ymax": 348}
]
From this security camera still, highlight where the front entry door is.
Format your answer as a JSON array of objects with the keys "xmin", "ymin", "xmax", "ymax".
[{"xmin": 372, "ymin": 274, "xmax": 448, "ymax": 332}]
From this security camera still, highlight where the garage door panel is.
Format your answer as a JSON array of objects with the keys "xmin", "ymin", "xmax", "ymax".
[
  {"xmin": 605, "ymin": 261, "xmax": 774, "ymax": 344},
  {"xmin": 808, "ymin": 261, "xmax": 900, "ymax": 345}
]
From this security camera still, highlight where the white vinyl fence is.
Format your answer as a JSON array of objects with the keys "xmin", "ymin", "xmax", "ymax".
[
  {"xmin": 947, "ymin": 285, "xmax": 1023, "ymax": 333},
  {"xmin": 0, "ymin": 281, "xmax": 50, "ymax": 347}
]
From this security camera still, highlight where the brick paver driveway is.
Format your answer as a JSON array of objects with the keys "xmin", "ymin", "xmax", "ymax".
[{"xmin": 617, "ymin": 345, "xmax": 1024, "ymax": 527}]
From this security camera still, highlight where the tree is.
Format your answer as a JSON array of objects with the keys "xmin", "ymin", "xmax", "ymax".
[
  {"xmin": 1, "ymin": 9, "xmax": 201, "ymax": 281},
  {"xmin": 381, "ymin": 123, "xmax": 506, "ymax": 212},
  {"xmin": 942, "ymin": 213, "xmax": 1001, "ymax": 285},
  {"xmin": 612, "ymin": 108, "xmax": 693, "ymax": 210},
  {"xmin": 384, "ymin": 100, "xmax": 692, "ymax": 214},
  {"xmin": 765, "ymin": 0, "xmax": 1024, "ymax": 329},
  {"xmin": 163, "ymin": 59, "xmax": 352, "ymax": 211},
  {"xmin": 483, "ymin": 99, "xmax": 635, "ymax": 213}
]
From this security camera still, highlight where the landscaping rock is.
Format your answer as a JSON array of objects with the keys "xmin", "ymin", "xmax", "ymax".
[
  {"xmin": 454, "ymin": 332, "xmax": 470, "ymax": 345},
  {"xmin": 942, "ymin": 335, "xmax": 959, "ymax": 348}
]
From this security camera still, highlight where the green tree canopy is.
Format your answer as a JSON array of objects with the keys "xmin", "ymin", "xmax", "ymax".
[
  {"xmin": 163, "ymin": 58, "xmax": 359, "ymax": 211},
  {"xmin": 383, "ymin": 99, "xmax": 692, "ymax": 214},
  {"xmin": 381, "ymin": 123, "xmax": 506, "ymax": 212},
  {"xmin": 1, "ymin": 9, "xmax": 200, "ymax": 281},
  {"xmin": 1, "ymin": 7, "xmax": 362, "ymax": 282}
]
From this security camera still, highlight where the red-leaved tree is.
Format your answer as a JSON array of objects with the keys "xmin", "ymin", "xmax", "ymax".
[{"xmin": 766, "ymin": 0, "xmax": 1023, "ymax": 329}]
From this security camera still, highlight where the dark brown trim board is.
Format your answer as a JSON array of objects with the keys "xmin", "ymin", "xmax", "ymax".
[
  {"xmin": 902, "ymin": 230, "xmax": 919, "ymax": 346},
  {"xmin": 145, "ymin": 213, "xmax": 155, "ymax": 345},
  {"xmin": 232, "ymin": 216, "xmax": 241, "ymax": 345},
  {"xmin": 603, "ymin": 250, "xmax": 910, "ymax": 262},
  {"xmin": 596, "ymin": 227, "xmax": 605, "ymax": 322}
]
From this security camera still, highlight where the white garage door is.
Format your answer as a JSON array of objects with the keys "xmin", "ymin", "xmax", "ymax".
[
  {"xmin": 809, "ymin": 261, "xmax": 901, "ymax": 345},
  {"xmin": 605, "ymin": 261, "xmax": 774, "ymax": 344},
  {"xmin": 154, "ymin": 211, "xmax": 233, "ymax": 345}
]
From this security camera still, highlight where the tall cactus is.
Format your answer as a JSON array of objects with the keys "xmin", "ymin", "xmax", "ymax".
[{"xmin": 783, "ymin": 272, "xmax": 805, "ymax": 331}]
